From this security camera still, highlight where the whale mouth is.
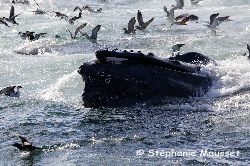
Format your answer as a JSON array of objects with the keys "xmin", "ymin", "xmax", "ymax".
[{"xmin": 78, "ymin": 49, "xmax": 213, "ymax": 108}]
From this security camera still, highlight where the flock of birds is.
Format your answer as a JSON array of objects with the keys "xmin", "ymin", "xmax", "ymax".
[
  {"xmin": 0, "ymin": 0, "xmax": 103, "ymax": 41},
  {"xmin": 1, "ymin": 0, "xmax": 250, "ymax": 152}
]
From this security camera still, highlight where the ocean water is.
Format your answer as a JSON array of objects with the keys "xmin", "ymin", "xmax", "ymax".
[{"xmin": 0, "ymin": 0, "xmax": 250, "ymax": 165}]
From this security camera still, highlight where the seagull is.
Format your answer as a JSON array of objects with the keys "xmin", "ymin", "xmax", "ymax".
[
  {"xmin": 164, "ymin": 5, "xmax": 175, "ymax": 19},
  {"xmin": 80, "ymin": 25, "xmax": 101, "ymax": 40},
  {"xmin": 203, "ymin": 13, "xmax": 231, "ymax": 35},
  {"xmin": 12, "ymin": 133, "xmax": 41, "ymax": 151},
  {"xmin": 123, "ymin": 17, "xmax": 136, "ymax": 34},
  {"xmin": 66, "ymin": 23, "xmax": 87, "ymax": 39},
  {"xmin": 136, "ymin": 10, "xmax": 154, "ymax": 31},
  {"xmin": 32, "ymin": 0, "xmax": 46, "ymax": 14},
  {"xmin": 244, "ymin": 44, "xmax": 250, "ymax": 58},
  {"xmin": 174, "ymin": 0, "xmax": 184, "ymax": 10},
  {"xmin": 164, "ymin": 0, "xmax": 184, "ymax": 19},
  {"xmin": 3, "ymin": 5, "xmax": 20, "ymax": 25},
  {"xmin": 172, "ymin": 44, "xmax": 185, "ymax": 56},
  {"xmin": 0, "ymin": 18, "xmax": 10, "ymax": 27},
  {"xmin": 0, "ymin": 86, "xmax": 22, "ymax": 97}
]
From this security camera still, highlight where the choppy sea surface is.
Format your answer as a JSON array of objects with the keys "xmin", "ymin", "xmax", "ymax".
[{"xmin": 0, "ymin": 0, "xmax": 250, "ymax": 165}]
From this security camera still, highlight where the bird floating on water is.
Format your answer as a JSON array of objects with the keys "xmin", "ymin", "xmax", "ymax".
[
  {"xmin": 0, "ymin": 86, "xmax": 22, "ymax": 97},
  {"xmin": 80, "ymin": 25, "xmax": 101, "ymax": 40},
  {"xmin": 136, "ymin": 10, "xmax": 154, "ymax": 31},
  {"xmin": 74, "ymin": 5, "xmax": 102, "ymax": 13},
  {"xmin": 32, "ymin": 8, "xmax": 46, "ymax": 14},
  {"xmin": 12, "ymin": 133, "xmax": 41, "ymax": 151},
  {"xmin": 66, "ymin": 23, "xmax": 87, "ymax": 39},
  {"xmin": 12, "ymin": 0, "xmax": 29, "ymax": 4},
  {"xmin": 123, "ymin": 17, "xmax": 136, "ymax": 34},
  {"xmin": 190, "ymin": 0, "xmax": 202, "ymax": 5},
  {"xmin": 3, "ymin": 5, "xmax": 20, "ymax": 25},
  {"xmin": 18, "ymin": 31, "xmax": 47, "ymax": 41},
  {"xmin": 203, "ymin": 13, "xmax": 232, "ymax": 35}
]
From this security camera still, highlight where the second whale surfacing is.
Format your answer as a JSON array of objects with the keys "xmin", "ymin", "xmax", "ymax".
[{"xmin": 78, "ymin": 49, "xmax": 213, "ymax": 108}]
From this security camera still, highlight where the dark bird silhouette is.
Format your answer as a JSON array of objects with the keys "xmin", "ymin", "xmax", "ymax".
[
  {"xmin": 80, "ymin": 25, "xmax": 101, "ymax": 40},
  {"xmin": 123, "ymin": 17, "xmax": 136, "ymax": 34},
  {"xmin": 55, "ymin": 12, "xmax": 68, "ymax": 19},
  {"xmin": 190, "ymin": 0, "xmax": 202, "ymax": 5},
  {"xmin": 18, "ymin": 31, "xmax": 47, "ymax": 41},
  {"xmin": 244, "ymin": 44, "xmax": 250, "ymax": 58},
  {"xmin": 136, "ymin": 10, "xmax": 154, "ymax": 31},
  {"xmin": 12, "ymin": 133, "xmax": 41, "ymax": 151},
  {"xmin": 74, "ymin": 6, "xmax": 83, "ymax": 12},
  {"xmin": 66, "ymin": 23, "xmax": 87, "ymax": 39},
  {"xmin": 169, "ymin": 14, "xmax": 199, "ymax": 29},
  {"xmin": 12, "ymin": 0, "xmax": 29, "ymax": 4},
  {"xmin": 3, "ymin": 5, "xmax": 20, "ymax": 25},
  {"xmin": 0, "ymin": 18, "xmax": 9, "ymax": 27},
  {"xmin": 175, "ymin": 14, "xmax": 199, "ymax": 22},
  {"xmin": 55, "ymin": 12, "xmax": 82, "ymax": 24},
  {"xmin": 74, "ymin": 5, "xmax": 102, "ymax": 13},
  {"xmin": 68, "ymin": 12, "xmax": 82, "ymax": 24},
  {"xmin": 0, "ymin": 86, "xmax": 22, "ymax": 97}
]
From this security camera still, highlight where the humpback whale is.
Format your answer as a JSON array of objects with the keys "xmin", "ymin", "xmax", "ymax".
[{"xmin": 78, "ymin": 47, "xmax": 213, "ymax": 108}]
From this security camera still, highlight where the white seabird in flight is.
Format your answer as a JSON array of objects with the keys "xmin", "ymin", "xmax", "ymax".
[
  {"xmin": 203, "ymin": 13, "xmax": 231, "ymax": 35},
  {"xmin": 164, "ymin": 6, "xmax": 175, "ymax": 19},
  {"xmin": 164, "ymin": 0, "xmax": 184, "ymax": 19}
]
